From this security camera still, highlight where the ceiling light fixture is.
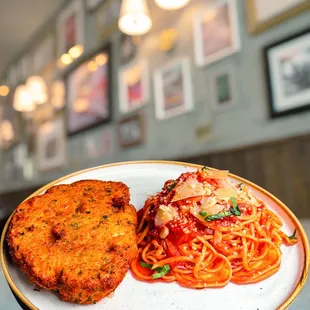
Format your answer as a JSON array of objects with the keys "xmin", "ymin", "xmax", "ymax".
[
  {"xmin": 26, "ymin": 76, "xmax": 48, "ymax": 105},
  {"xmin": 13, "ymin": 85, "xmax": 35, "ymax": 112},
  {"xmin": 0, "ymin": 85, "xmax": 10, "ymax": 97},
  {"xmin": 118, "ymin": 0, "xmax": 152, "ymax": 36},
  {"xmin": 155, "ymin": 0, "xmax": 191, "ymax": 10}
]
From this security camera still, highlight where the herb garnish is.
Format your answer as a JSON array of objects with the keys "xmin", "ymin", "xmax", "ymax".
[
  {"xmin": 230, "ymin": 196, "xmax": 241, "ymax": 216},
  {"xmin": 202, "ymin": 166, "xmax": 209, "ymax": 171},
  {"xmin": 287, "ymin": 229, "xmax": 297, "ymax": 240},
  {"xmin": 152, "ymin": 265, "xmax": 171, "ymax": 279},
  {"xmin": 139, "ymin": 262, "xmax": 171, "ymax": 279},
  {"xmin": 205, "ymin": 211, "xmax": 232, "ymax": 222},
  {"xmin": 140, "ymin": 262, "xmax": 153, "ymax": 269},
  {"xmin": 167, "ymin": 182, "xmax": 176, "ymax": 192},
  {"xmin": 199, "ymin": 211, "xmax": 208, "ymax": 217}
]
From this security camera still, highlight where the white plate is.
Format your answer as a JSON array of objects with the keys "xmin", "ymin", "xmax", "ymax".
[{"xmin": 1, "ymin": 161, "xmax": 309, "ymax": 310}]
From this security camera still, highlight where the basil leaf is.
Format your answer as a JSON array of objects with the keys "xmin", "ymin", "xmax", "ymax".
[
  {"xmin": 199, "ymin": 211, "xmax": 208, "ymax": 217},
  {"xmin": 167, "ymin": 182, "xmax": 176, "ymax": 192},
  {"xmin": 230, "ymin": 196, "xmax": 241, "ymax": 216},
  {"xmin": 140, "ymin": 262, "xmax": 153, "ymax": 269},
  {"xmin": 288, "ymin": 229, "xmax": 297, "ymax": 240},
  {"xmin": 202, "ymin": 166, "xmax": 209, "ymax": 171},
  {"xmin": 205, "ymin": 210, "xmax": 232, "ymax": 222},
  {"xmin": 152, "ymin": 264, "xmax": 170, "ymax": 279}
]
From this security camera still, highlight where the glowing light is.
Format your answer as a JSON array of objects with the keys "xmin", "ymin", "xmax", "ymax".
[
  {"xmin": 155, "ymin": 0, "xmax": 190, "ymax": 10},
  {"xmin": 26, "ymin": 76, "xmax": 48, "ymax": 104},
  {"xmin": 60, "ymin": 53, "xmax": 72, "ymax": 65},
  {"xmin": 68, "ymin": 44, "xmax": 84, "ymax": 59},
  {"xmin": 118, "ymin": 0, "xmax": 152, "ymax": 36},
  {"xmin": 74, "ymin": 99, "xmax": 88, "ymax": 113},
  {"xmin": 95, "ymin": 54, "xmax": 108, "ymax": 66},
  {"xmin": 13, "ymin": 85, "xmax": 35, "ymax": 112},
  {"xmin": 0, "ymin": 85, "xmax": 10, "ymax": 97},
  {"xmin": 88, "ymin": 61, "xmax": 98, "ymax": 72}
]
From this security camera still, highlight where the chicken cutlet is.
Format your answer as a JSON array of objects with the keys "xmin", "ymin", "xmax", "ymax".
[{"xmin": 7, "ymin": 180, "xmax": 138, "ymax": 304}]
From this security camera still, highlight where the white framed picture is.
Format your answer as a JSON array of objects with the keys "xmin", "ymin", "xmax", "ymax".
[
  {"xmin": 193, "ymin": 0, "xmax": 241, "ymax": 67},
  {"xmin": 36, "ymin": 117, "xmax": 66, "ymax": 172},
  {"xmin": 119, "ymin": 60, "xmax": 149, "ymax": 114},
  {"xmin": 56, "ymin": 0, "xmax": 85, "ymax": 57},
  {"xmin": 154, "ymin": 57, "xmax": 194, "ymax": 120},
  {"xmin": 209, "ymin": 65, "xmax": 236, "ymax": 110}
]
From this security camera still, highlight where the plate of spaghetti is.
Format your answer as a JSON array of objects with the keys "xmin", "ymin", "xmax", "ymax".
[{"xmin": 1, "ymin": 161, "xmax": 309, "ymax": 310}]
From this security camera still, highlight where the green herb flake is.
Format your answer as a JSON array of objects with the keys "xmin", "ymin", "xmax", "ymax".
[
  {"xmin": 140, "ymin": 262, "xmax": 153, "ymax": 269},
  {"xmin": 287, "ymin": 229, "xmax": 297, "ymax": 240},
  {"xmin": 205, "ymin": 211, "xmax": 232, "ymax": 222},
  {"xmin": 152, "ymin": 265, "xmax": 171, "ymax": 279},
  {"xmin": 199, "ymin": 211, "xmax": 208, "ymax": 217},
  {"xmin": 167, "ymin": 182, "xmax": 176, "ymax": 192},
  {"xmin": 201, "ymin": 166, "xmax": 209, "ymax": 171},
  {"xmin": 230, "ymin": 197, "xmax": 241, "ymax": 216}
]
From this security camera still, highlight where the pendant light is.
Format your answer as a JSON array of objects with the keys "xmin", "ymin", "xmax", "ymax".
[
  {"xmin": 118, "ymin": 0, "xmax": 152, "ymax": 36},
  {"xmin": 155, "ymin": 0, "xmax": 190, "ymax": 10},
  {"xmin": 26, "ymin": 76, "xmax": 48, "ymax": 105},
  {"xmin": 13, "ymin": 85, "xmax": 35, "ymax": 112}
]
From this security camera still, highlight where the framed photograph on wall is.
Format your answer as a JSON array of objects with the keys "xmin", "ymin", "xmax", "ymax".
[
  {"xmin": 36, "ymin": 117, "xmax": 66, "ymax": 172},
  {"xmin": 96, "ymin": 0, "xmax": 122, "ymax": 40},
  {"xmin": 120, "ymin": 35, "xmax": 138, "ymax": 65},
  {"xmin": 264, "ymin": 28, "xmax": 310, "ymax": 118},
  {"xmin": 118, "ymin": 114, "xmax": 145, "ymax": 149},
  {"xmin": 65, "ymin": 44, "xmax": 112, "ymax": 135},
  {"xmin": 154, "ymin": 57, "xmax": 194, "ymax": 120},
  {"xmin": 119, "ymin": 60, "xmax": 149, "ymax": 114},
  {"xmin": 246, "ymin": 0, "xmax": 310, "ymax": 35},
  {"xmin": 210, "ymin": 65, "xmax": 236, "ymax": 110},
  {"xmin": 57, "ymin": 0, "xmax": 85, "ymax": 57},
  {"xmin": 193, "ymin": 0, "xmax": 241, "ymax": 67}
]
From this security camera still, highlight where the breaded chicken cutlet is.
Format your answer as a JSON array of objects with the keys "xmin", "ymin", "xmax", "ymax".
[{"xmin": 7, "ymin": 180, "xmax": 138, "ymax": 304}]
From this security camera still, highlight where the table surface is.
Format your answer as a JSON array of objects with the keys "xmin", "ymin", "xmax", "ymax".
[{"xmin": 1, "ymin": 219, "xmax": 310, "ymax": 310}]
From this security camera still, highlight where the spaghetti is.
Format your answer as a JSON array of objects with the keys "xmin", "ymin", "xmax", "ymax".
[{"xmin": 131, "ymin": 168, "xmax": 297, "ymax": 288}]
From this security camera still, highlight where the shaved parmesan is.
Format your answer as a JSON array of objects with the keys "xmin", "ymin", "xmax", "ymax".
[
  {"xmin": 171, "ymin": 177, "xmax": 210, "ymax": 202},
  {"xmin": 215, "ymin": 187, "xmax": 237, "ymax": 200},
  {"xmin": 200, "ymin": 197, "xmax": 225, "ymax": 215},
  {"xmin": 155, "ymin": 205, "xmax": 176, "ymax": 227},
  {"xmin": 201, "ymin": 170, "xmax": 229, "ymax": 179}
]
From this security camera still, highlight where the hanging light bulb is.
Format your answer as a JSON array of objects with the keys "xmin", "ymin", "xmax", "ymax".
[
  {"xmin": 155, "ymin": 0, "xmax": 190, "ymax": 10},
  {"xmin": 51, "ymin": 80, "xmax": 66, "ymax": 109},
  {"xmin": 13, "ymin": 85, "xmax": 35, "ymax": 112},
  {"xmin": 26, "ymin": 76, "xmax": 48, "ymax": 104},
  {"xmin": 68, "ymin": 44, "xmax": 84, "ymax": 59},
  {"xmin": 118, "ymin": 0, "xmax": 152, "ymax": 36}
]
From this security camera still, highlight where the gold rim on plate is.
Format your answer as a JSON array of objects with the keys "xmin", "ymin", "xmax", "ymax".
[{"xmin": 1, "ymin": 160, "xmax": 309, "ymax": 310}]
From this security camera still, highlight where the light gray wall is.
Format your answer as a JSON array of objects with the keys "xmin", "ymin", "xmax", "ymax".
[{"xmin": 1, "ymin": 0, "xmax": 310, "ymax": 193}]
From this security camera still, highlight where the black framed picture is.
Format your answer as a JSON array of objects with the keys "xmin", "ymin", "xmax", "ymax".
[
  {"xmin": 65, "ymin": 43, "xmax": 112, "ymax": 135},
  {"xmin": 264, "ymin": 27, "xmax": 310, "ymax": 118}
]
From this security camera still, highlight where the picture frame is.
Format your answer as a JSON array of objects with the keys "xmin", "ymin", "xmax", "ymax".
[
  {"xmin": 86, "ymin": 0, "xmax": 104, "ymax": 12},
  {"xmin": 118, "ymin": 113, "xmax": 145, "ymax": 149},
  {"xmin": 154, "ymin": 57, "xmax": 194, "ymax": 120},
  {"xmin": 209, "ymin": 65, "xmax": 236, "ymax": 110},
  {"xmin": 193, "ymin": 0, "xmax": 241, "ymax": 67},
  {"xmin": 96, "ymin": 0, "xmax": 122, "ymax": 40},
  {"xmin": 246, "ymin": 0, "xmax": 310, "ymax": 35},
  {"xmin": 263, "ymin": 27, "xmax": 310, "ymax": 118},
  {"xmin": 56, "ymin": 0, "xmax": 85, "ymax": 57},
  {"xmin": 120, "ymin": 34, "xmax": 138, "ymax": 65},
  {"xmin": 119, "ymin": 59, "xmax": 149, "ymax": 114},
  {"xmin": 36, "ymin": 117, "xmax": 66, "ymax": 172},
  {"xmin": 65, "ymin": 43, "xmax": 112, "ymax": 135}
]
